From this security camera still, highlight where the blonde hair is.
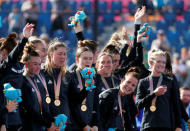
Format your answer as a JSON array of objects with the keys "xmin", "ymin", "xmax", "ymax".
[
  {"xmin": 110, "ymin": 33, "xmax": 121, "ymax": 42},
  {"xmin": 107, "ymin": 32, "xmax": 123, "ymax": 50},
  {"xmin": 148, "ymin": 49, "xmax": 166, "ymax": 68},
  {"xmin": 45, "ymin": 41, "xmax": 67, "ymax": 80},
  {"xmin": 27, "ymin": 38, "xmax": 46, "ymax": 49}
]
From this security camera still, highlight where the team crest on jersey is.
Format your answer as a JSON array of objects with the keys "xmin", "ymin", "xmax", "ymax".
[
  {"xmin": 11, "ymin": 67, "xmax": 25, "ymax": 74},
  {"xmin": 32, "ymin": 88, "xmax": 35, "ymax": 92},
  {"xmin": 114, "ymin": 105, "xmax": 118, "ymax": 110},
  {"xmin": 36, "ymin": 79, "xmax": 40, "ymax": 83},
  {"xmin": 101, "ymin": 87, "xmax": 106, "ymax": 91},
  {"xmin": 166, "ymin": 76, "xmax": 173, "ymax": 80},
  {"xmin": 48, "ymin": 80, "xmax": 52, "ymax": 84},
  {"xmin": 77, "ymin": 84, "xmax": 80, "ymax": 89}
]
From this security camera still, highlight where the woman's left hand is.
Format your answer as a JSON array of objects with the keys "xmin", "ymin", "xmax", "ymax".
[{"xmin": 23, "ymin": 23, "xmax": 34, "ymax": 38}]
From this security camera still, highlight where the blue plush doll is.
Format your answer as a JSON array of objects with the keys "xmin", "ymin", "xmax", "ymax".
[
  {"xmin": 3, "ymin": 83, "xmax": 22, "ymax": 112},
  {"xmin": 68, "ymin": 11, "xmax": 87, "ymax": 27},
  {"xmin": 80, "ymin": 67, "xmax": 96, "ymax": 91},
  {"xmin": 138, "ymin": 23, "xmax": 152, "ymax": 37},
  {"xmin": 108, "ymin": 128, "xmax": 115, "ymax": 131},
  {"xmin": 55, "ymin": 114, "xmax": 67, "ymax": 131}
]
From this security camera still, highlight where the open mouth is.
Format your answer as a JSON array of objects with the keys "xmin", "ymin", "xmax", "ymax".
[
  {"xmin": 126, "ymin": 89, "xmax": 131, "ymax": 92},
  {"xmin": 85, "ymin": 65, "xmax": 90, "ymax": 67}
]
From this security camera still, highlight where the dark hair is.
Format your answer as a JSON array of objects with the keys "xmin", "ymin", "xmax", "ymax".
[
  {"xmin": 78, "ymin": 40, "xmax": 98, "ymax": 54},
  {"xmin": 0, "ymin": 33, "xmax": 17, "ymax": 54},
  {"xmin": 180, "ymin": 87, "xmax": 190, "ymax": 92},
  {"xmin": 125, "ymin": 67, "xmax": 141, "ymax": 80},
  {"xmin": 29, "ymin": 38, "xmax": 45, "ymax": 49},
  {"xmin": 21, "ymin": 46, "xmax": 40, "ymax": 62},
  {"xmin": 75, "ymin": 46, "xmax": 93, "ymax": 59},
  {"xmin": 165, "ymin": 51, "xmax": 173, "ymax": 77},
  {"xmin": 102, "ymin": 44, "xmax": 120, "ymax": 55}
]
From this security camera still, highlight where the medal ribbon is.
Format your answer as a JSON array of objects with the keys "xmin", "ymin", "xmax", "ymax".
[
  {"xmin": 37, "ymin": 73, "xmax": 49, "ymax": 97},
  {"xmin": 118, "ymin": 93, "xmax": 125, "ymax": 130},
  {"xmin": 76, "ymin": 70, "xmax": 84, "ymax": 91},
  {"xmin": 53, "ymin": 72, "xmax": 62, "ymax": 100},
  {"xmin": 26, "ymin": 76, "xmax": 42, "ymax": 112},
  {"xmin": 101, "ymin": 76, "xmax": 115, "ymax": 89},
  {"xmin": 76, "ymin": 70, "xmax": 87, "ymax": 106},
  {"xmin": 149, "ymin": 74, "xmax": 163, "ymax": 107}
]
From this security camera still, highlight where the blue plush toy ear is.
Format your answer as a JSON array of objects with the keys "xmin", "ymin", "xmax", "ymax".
[
  {"xmin": 138, "ymin": 23, "xmax": 152, "ymax": 37},
  {"xmin": 108, "ymin": 128, "xmax": 115, "ymax": 131},
  {"xmin": 4, "ymin": 83, "xmax": 11, "ymax": 90}
]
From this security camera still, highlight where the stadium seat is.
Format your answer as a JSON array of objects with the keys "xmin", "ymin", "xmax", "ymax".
[
  {"xmin": 66, "ymin": 30, "xmax": 77, "ymax": 45},
  {"xmin": 128, "ymin": 1, "xmax": 137, "ymax": 15},
  {"xmin": 111, "ymin": 1, "xmax": 122, "ymax": 15},
  {"xmin": 52, "ymin": 30, "xmax": 65, "ymax": 41},
  {"xmin": 1, "ymin": 1, "xmax": 13, "ymax": 13},
  {"xmin": 0, "ymin": 13, "xmax": 8, "ymax": 37},
  {"xmin": 163, "ymin": 11, "xmax": 176, "ymax": 25},
  {"xmin": 14, "ymin": 1, "xmax": 22, "ymax": 12},
  {"xmin": 176, "ymin": 20, "xmax": 188, "ymax": 33},
  {"xmin": 68, "ymin": 1, "xmax": 77, "ymax": 13},
  {"xmin": 37, "ymin": 13, "xmax": 52, "ymax": 34},
  {"xmin": 102, "ymin": 11, "xmax": 114, "ymax": 25},
  {"xmin": 81, "ymin": 1, "xmax": 92, "ymax": 13},
  {"xmin": 183, "ymin": 30, "xmax": 190, "ymax": 43},
  {"xmin": 45, "ymin": 1, "xmax": 52, "ymax": 13},
  {"xmin": 184, "ymin": 11, "xmax": 190, "ymax": 23},
  {"xmin": 84, "ymin": 29, "xmax": 94, "ymax": 40},
  {"xmin": 166, "ymin": 27, "xmax": 180, "ymax": 46},
  {"xmin": 148, "ymin": 29, "xmax": 157, "ymax": 45},
  {"xmin": 156, "ymin": 20, "xmax": 168, "ymax": 31},
  {"xmin": 98, "ymin": 1, "xmax": 107, "ymax": 14}
]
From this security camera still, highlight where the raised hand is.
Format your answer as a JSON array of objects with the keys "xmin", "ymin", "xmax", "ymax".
[
  {"xmin": 122, "ymin": 26, "xmax": 129, "ymax": 41},
  {"xmin": 91, "ymin": 126, "xmax": 98, "ymax": 131},
  {"xmin": 83, "ymin": 125, "xmax": 92, "ymax": 131},
  {"xmin": 134, "ymin": 6, "xmax": 146, "ymax": 23},
  {"xmin": 137, "ymin": 25, "xmax": 148, "ymax": 43},
  {"xmin": 6, "ymin": 99, "xmax": 18, "ymax": 112},
  {"xmin": 153, "ymin": 86, "xmax": 167, "ymax": 96},
  {"xmin": 23, "ymin": 23, "xmax": 34, "ymax": 38},
  {"xmin": 74, "ymin": 21, "xmax": 83, "ymax": 33}
]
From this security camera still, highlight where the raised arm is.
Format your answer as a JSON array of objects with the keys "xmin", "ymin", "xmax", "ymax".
[
  {"xmin": 120, "ymin": 6, "xmax": 146, "ymax": 68},
  {"xmin": 135, "ymin": 79, "xmax": 156, "ymax": 110},
  {"xmin": 0, "ymin": 24, "xmax": 34, "ymax": 73},
  {"xmin": 74, "ymin": 22, "xmax": 85, "ymax": 41}
]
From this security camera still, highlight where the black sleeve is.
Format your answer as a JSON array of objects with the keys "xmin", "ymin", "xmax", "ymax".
[
  {"xmin": 171, "ymin": 77, "xmax": 182, "ymax": 128},
  {"xmin": 76, "ymin": 32, "xmax": 85, "ymax": 41},
  {"xmin": 135, "ymin": 79, "xmax": 156, "ymax": 110},
  {"xmin": 135, "ymin": 42, "xmax": 143, "ymax": 64},
  {"xmin": 180, "ymin": 99, "xmax": 189, "ymax": 121},
  {"xmin": 21, "ymin": 82, "xmax": 51, "ymax": 127},
  {"xmin": 0, "ymin": 37, "xmax": 28, "ymax": 73},
  {"xmin": 91, "ymin": 85, "xmax": 100, "ymax": 127},
  {"xmin": 0, "ymin": 89, "xmax": 8, "ymax": 124},
  {"xmin": 119, "ymin": 44, "xmax": 129, "ymax": 65},
  {"xmin": 99, "ymin": 89, "xmax": 117, "ymax": 129},
  {"xmin": 120, "ymin": 24, "xmax": 141, "ymax": 68},
  {"xmin": 114, "ymin": 40, "xmax": 144, "ymax": 79},
  {"xmin": 123, "ymin": 95, "xmax": 138, "ymax": 130},
  {"xmin": 69, "ymin": 78, "xmax": 88, "ymax": 104}
]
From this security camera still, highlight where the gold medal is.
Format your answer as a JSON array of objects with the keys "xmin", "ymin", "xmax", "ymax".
[
  {"xmin": 150, "ymin": 105, "xmax": 156, "ymax": 112},
  {"xmin": 46, "ymin": 96, "xmax": 51, "ymax": 104},
  {"xmin": 81, "ymin": 105, "xmax": 87, "ymax": 112},
  {"xmin": 54, "ymin": 99, "xmax": 61, "ymax": 106}
]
